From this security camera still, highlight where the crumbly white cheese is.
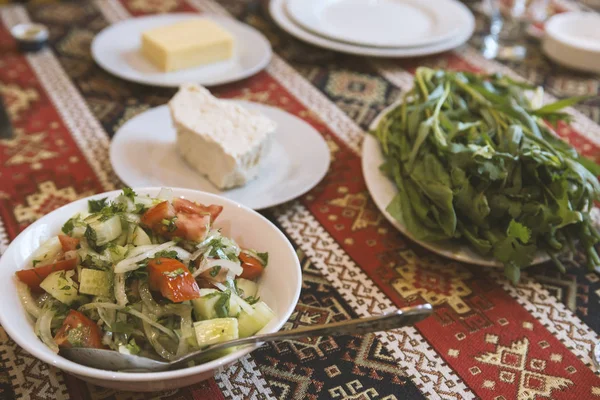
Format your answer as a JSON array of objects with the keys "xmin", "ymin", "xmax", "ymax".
[{"xmin": 169, "ymin": 84, "xmax": 276, "ymax": 189}]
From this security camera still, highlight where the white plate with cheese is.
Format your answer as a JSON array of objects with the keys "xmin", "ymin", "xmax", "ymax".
[
  {"xmin": 91, "ymin": 14, "xmax": 272, "ymax": 87},
  {"xmin": 110, "ymin": 97, "xmax": 330, "ymax": 210}
]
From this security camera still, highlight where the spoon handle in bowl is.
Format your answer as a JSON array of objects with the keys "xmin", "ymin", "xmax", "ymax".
[{"xmin": 171, "ymin": 304, "xmax": 433, "ymax": 369}]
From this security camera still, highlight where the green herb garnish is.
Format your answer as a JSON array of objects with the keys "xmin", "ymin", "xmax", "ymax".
[
  {"xmin": 163, "ymin": 268, "xmax": 185, "ymax": 278},
  {"xmin": 88, "ymin": 198, "xmax": 108, "ymax": 212},
  {"xmin": 209, "ymin": 265, "xmax": 221, "ymax": 277},
  {"xmin": 123, "ymin": 187, "xmax": 137, "ymax": 201},
  {"xmin": 62, "ymin": 218, "xmax": 75, "ymax": 235}
]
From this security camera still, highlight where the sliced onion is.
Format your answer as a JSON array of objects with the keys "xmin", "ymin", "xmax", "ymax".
[
  {"xmin": 122, "ymin": 213, "xmax": 141, "ymax": 224},
  {"xmin": 16, "ymin": 281, "xmax": 42, "ymax": 318},
  {"xmin": 138, "ymin": 281, "xmax": 164, "ymax": 316},
  {"xmin": 127, "ymin": 308, "xmax": 177, "ymax": 341},
  {"xmin": 114, "ymin": 273, "xmax": 128, "ymax": 307},
  {"xmin": 171, "ymin": 247, "xmax": 191, "ymax": 265},
  {"xmin": 79, "ymin": 302, "xmax": 124, "ymax": 312},
  {"xmin": 36, "ymin": 309, "xmax": 58, "ymax": 353},
  {"xmin": 114, "ymin": 241, "xmax": 176, "ymax": 273},
  {"xmin": 142, "ymin": 316, "xmax": 176, "ymax": 361},
  {"xmin": 79, "ymin": 301, "xmax": 178, "ymax": 341},
  {"xmin": 193, "ymin": 258, "xmax": 243, "ymax": 278},
  {"xmin": 157, "ymin": 188, "xmax": 173, "ymax": 201},
  {"xmin": 213, "ymin": 282, "xmax": 254, "ymax": 315}
]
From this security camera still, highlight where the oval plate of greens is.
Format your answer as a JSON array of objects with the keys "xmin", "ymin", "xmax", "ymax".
[{"xmin": 364, "ymin": 68, "xmax": 600, "ymax": 282}]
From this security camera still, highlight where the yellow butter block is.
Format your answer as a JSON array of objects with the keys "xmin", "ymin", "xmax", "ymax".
[{"xmin": 141, "ymin": 19, "xmax": 234, "ymax": 72}]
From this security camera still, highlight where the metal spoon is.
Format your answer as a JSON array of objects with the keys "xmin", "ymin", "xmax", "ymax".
[{"xmin": 60, "ymin": 304, "xmax": 433, "ymax": 372}]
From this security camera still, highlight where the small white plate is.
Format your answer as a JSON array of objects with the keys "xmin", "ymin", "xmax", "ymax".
[
  {"xmin": 270, "ymin": 0, "xmax": 474, "ymax": 58},
  {"xmin": 363, "ymin": 102, "xmax": 549, "ymax": 267},
  {"xmin": 91, "ymin": 14, "xmax": 272, "ymax": 87},
  {"xmin": 542, "ymin": 12, "xmax": 600, "ymax": 75},
  {"xmin": 286, "ymin": 0, "xmax": 464, "ymax": 48},
  {"xmin": 110, "ymin": 102, "xmax": 330, "ymax": 210}
]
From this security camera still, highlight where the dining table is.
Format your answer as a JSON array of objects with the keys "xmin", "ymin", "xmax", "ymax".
[{"xmin": 0, "ymin": 0, "xmax": 599, "ymax": 399}]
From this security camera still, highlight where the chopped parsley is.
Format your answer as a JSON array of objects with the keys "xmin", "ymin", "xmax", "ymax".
[
  {"xmin": 256, "ymin": 252, "xmax": 269, "ymax": 267},
  {"xmin": 209, "ymin": 265, "xmax": 222, "ymax": 277},
  {"xmin": 161, "ymin": 217, "xmax": 178, "ymax": 233},
  {"xmin": 126, "ymin": 338, "xmax": 141, "ymax": 355},
  {"xmin": 133, "ymin": 203, "xmax": 148, "ymax": 215},
  {"xmin": 123, "ymin": 187, "xmax": 137, "ymax": 202},
  {"xmin": 60, "ymin": 285, "xmax": 72, "ymax": 291},
  {"xmin": 163, "ymin": 268, "xmax": 185, "ymax": 278},
  {"xmin": 62, "ymin": 218, "xmax": 75, "ymax": 235},
  {"xmin": 81, "ymin": 254, "xmax": 111, "ymax": 271},
  {"xmin": 88, "ymin": 198, "xmax": 108, "ymax": 212},
  {"xmin": 214, "ymin": 291, "xmax": 231, "ymax": 318},
  {"xmin": 245, "ymin": 296, "xmax": 260, "ymax": 305},
  {"xmin": 32, "ymin": 259, "xmax": 40, "ymax": 267},
  {"xmin": 84, "ymin": 225, "xmax": 104, "ymax": 253},
  {"xmin": 154, "ymin": 250, "xmax": 180, "ymax": 260}
]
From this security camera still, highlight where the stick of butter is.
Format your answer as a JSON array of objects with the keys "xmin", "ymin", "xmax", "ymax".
[{"xmin": 141, "ymin": 19, "xmax": 234, "ymax": 72}]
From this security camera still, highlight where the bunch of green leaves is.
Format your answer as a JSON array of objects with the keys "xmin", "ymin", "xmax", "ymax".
[{"xmin": 372, "ymin": 67, "xmax": 600, "ymax": 283}]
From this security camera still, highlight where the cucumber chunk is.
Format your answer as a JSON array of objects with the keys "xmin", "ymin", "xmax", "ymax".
[
  {"xmin": 89, "ymin": 215, "xmax": 122, "ymax": 246},
  {"xmin": 193, "ymin": 318, "xmax": 238, "ymax": 348},
  {"xmin": 192, "ymin": 289, "xmax": 241, "ymax": 320},
  {"xmin": 237, "ymin": 301, "xmax": 275, "ymax": 338},
  {"xmin": 79, "ymin": 269, "xmax": 112, "ymax": 298},
  {"xmin": 40, "ymin": 270, "xmax": 82, "ymax": 305},
  {"xmin": 235, "ymin": 278, "xmax": 258, "ymax": 299}
]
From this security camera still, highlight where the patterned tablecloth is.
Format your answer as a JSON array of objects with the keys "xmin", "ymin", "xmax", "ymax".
[{"xmin": 0, "ymin": 0, "xmax": 599, "ymax": 399}]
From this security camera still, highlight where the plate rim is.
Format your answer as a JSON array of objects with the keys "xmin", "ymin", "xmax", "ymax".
[
  {"xmin": 362, "ymin": 100, "xmax": 550, "ymax": 268},
  {"xmin": 285, "ymin": 0, "xmax": 465, "ymax": 48},
  {"xmin": 91, "ymin": 13, "xmax": 272, "ymax": 87},
  {"xmin": 270, "ymin": 0, "xmax": 475, "ymax": 57},
  {"xmin": 109, "ymin": 101, "xmax": 331, "ymax": 210}
]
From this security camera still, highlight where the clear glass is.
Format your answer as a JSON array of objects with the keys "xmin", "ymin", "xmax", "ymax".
[{"xmin": 480, "ymin": 0, "xmax": 549, "ymax": 60}]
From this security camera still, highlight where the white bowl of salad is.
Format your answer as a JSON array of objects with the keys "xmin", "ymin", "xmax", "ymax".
[{"xmin": 0, "ymin": 187, "xmax": 301, "ymax": 391}]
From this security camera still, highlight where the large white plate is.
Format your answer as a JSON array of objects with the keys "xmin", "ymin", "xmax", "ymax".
[
  {"xmin": 270, "ymin": 0, "xmax": 474, "ymax": 57},
  {"xmin": 363, "ymin": 103, "xmax": 549, "ymax": 267},
  {"xmin": 286, "ymin": 0, "xmax": 465, "ymax": 48},
  {"xmin": 110, "ymin": 101, "xmax": 330, "ymax": 210},
  {"xmin": 91, "ymin": 14, "xmax": 272, "ymax": 87}
]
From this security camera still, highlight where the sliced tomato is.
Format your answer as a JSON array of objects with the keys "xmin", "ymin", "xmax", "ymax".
[
  {"xmin": 239, "ymin": 253, "xmax": 265, "ymax": 280},
  {"xmin": 141, "ymin": 201, "xmax": 176, "ymax": 228},
  {"xmin": 141, "ymin": 200, "xmax": 220, "ymax": 242},
  {"xmin": 172, "ymin": 198, "xmax": 223, "ymax": 222},
  {"xmin": 147, "ymin": 258, "xmax": 200, "ymax": 303},
  {"xmin": 58, "ymin": 235, "xmax": 80, "ymax": 252},
  {"xmin": 54, "ymin": 310, "xmax": 103, "ymax": 349},
  {"xmin": 16, "ymin": 258, "xmax": 78, "ymax": 290}
]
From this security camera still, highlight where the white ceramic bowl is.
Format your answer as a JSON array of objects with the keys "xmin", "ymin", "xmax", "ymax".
[
  {"xmin": 0, "ymin": 188, "xmax": 302, "ymax": 391},
  {"xmin": 542, "ymin": 12, "xmax": 600, "ymax": 74}
]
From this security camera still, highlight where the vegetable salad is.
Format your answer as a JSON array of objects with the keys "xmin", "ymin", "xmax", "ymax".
[
  {"xmin": 15, "ymin": 188, "xmax": 274, "ymax": 362},
  {"xmin": 372, "ymin": 68, "xmax": 600, "ymax": 283}
]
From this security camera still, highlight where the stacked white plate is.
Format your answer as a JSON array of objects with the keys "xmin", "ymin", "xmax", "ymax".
[{"xmin": 270, "ymin": 0, "xmax": 475, "ymax": 57}]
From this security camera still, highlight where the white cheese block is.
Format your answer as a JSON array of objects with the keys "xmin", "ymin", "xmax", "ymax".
[{"xmin": 169, "ymin": 84, "xmax": 276, "ymax": 189}]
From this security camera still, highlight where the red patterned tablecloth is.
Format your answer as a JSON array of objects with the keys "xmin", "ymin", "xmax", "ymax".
[{"xmin": 0, "ymin": 0, "xmax": 599, "ymax": 399}]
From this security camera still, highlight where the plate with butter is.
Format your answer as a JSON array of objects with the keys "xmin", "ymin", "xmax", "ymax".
[
  {"xmin": 110, "ymin": 84, "xmax": 331, "ymax": 210},
  {"xmin": 91, "ymin": 14, "xmax": 272, "ymax": 87}
]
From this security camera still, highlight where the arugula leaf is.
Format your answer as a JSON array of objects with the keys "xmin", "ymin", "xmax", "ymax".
[
  {"xmin": 371, "ymin": 67, "xmax": 600, "ymax": 283},
  {"xmin": 88, "ymin": 198, "xmax": 108, "ymax": 213}
]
